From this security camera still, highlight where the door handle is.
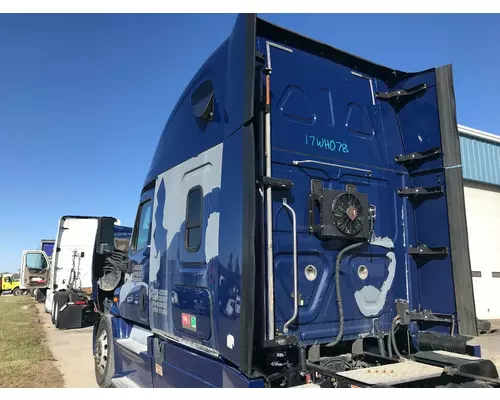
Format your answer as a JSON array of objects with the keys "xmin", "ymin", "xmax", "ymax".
[{"xmin": 282, "ymin": 198, "xmax": 298, "ymax": 333}]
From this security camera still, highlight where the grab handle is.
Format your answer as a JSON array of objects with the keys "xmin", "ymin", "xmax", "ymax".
[{"xmin": 282, "ymin": 198, "xmax": 299, "ymax": 333}]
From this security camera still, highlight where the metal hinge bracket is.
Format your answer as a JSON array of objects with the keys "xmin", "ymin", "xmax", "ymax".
[
  {"xmin": 375, "ymin": 83, "xmax": 427, "ymax": 110},
  {"xmin": 398, "ymin": 186, "xmax": 443, "ymax": 197},
  {"xmin": 395, "ymin": 147, "xmax": 442, "ymax": 166}
]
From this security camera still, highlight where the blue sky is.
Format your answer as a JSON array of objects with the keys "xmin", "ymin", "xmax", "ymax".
[{"xmin": 0, "ymin": 13, "xmax": 499, "ymax": 272}]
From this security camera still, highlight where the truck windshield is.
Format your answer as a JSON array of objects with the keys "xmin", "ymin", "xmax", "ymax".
[{"xmin": 25, "ymin": 253, "xmax": 47, "ymax": 271}]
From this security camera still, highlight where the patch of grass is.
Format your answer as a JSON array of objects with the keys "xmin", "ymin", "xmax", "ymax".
[{"xmin": 0, "ymin": 296, "xmax": 64, "ymax": 388}]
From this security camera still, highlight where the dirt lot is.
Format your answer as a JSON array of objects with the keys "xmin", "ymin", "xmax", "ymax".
[
  {"xmin": 470, "ymin": 320, "xmax": 500, "ymax": 370},
  {"xmin": 35, "ymin": 302, "xmax": 98, "ymax": 388},
  {"xmin": 0, "ymin": 295, "xmax": 64, "ymax": 388}
]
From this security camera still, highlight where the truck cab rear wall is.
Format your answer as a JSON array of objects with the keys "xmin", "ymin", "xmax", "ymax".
[{"xmin": 106, "ymin": 14, "xmax": 478, "ymax": 387}]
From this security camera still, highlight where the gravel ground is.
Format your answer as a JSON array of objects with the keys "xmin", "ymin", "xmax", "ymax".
[{"xmin": 35, "ymin": 303, "xmax": 98, "ymax": 388}]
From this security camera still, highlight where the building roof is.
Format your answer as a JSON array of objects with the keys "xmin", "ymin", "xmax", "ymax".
[{"xmin": 458, "ymin": 125, "xmax": 500, "ymax": 187}]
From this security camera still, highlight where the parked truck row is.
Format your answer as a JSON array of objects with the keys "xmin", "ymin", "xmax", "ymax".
[
  {"xmin": 19, "ymin": 14, "xmax": 500, "ymax": 388},
  {"xmin": 21, "ymin": 217, "xmax": 132, "ymax": 329}
]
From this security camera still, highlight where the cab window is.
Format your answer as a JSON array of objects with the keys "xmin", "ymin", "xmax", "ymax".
[
  {"xmin": 132, "ymin": 201, "xmax": 152, "ymax": 253},
  {"xmin": 185, "ymin": 187, "xmax": 203, "ymax": 251},
  {"xmin": 26, "ymin": 253, "xmax": 48, "ymax": 270}
]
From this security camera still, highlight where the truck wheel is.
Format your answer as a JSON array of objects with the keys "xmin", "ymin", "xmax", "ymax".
[
  {"xmin": 35, "ymin": 289, "xmax": 46, "ymax": 303},
  {"xmin": 94, "ymin": 315, "xmax": 115, "ymax": 388},
  {"xmin": 51, "ymin": 293, "xmax": 59, "ymax": 324},
  {"xmin": 12, "ymin": 288, "xmax": 21, "ymax": 296}
]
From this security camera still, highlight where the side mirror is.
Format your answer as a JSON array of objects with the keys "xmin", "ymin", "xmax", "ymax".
[
  {"xmin": 98, "ymin": 217, "xmax": 116, "ymax": 255},
  {"xmin": 99, "ymin": 243, "xmax": 114, "ymax": 255}
]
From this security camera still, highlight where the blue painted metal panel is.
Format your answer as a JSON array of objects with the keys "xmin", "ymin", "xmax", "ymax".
[
  {"xmin": 460, "ymin": 135, "xmax": 500, "ymax": 187},
  {"xmin": 41, "ymin": 242, "xmax": 54, "ymax": 257},
  {"xmin": 151, "ymin": 337, "xmax": 264, "ymax": 388},
  {"xmin": 255, "ymin": 32, "xmax": 460, "ymax": 342}
]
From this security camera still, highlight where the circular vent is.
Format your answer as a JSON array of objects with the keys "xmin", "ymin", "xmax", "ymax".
[{"xmin": 331, "ymin": 193, "xmax": 364, "ymax": 236}]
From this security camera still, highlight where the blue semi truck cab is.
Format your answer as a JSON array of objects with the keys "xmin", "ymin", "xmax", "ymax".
[{"xmin": 91, "ymin": 14, "xmax": 499, "ymax": 388}]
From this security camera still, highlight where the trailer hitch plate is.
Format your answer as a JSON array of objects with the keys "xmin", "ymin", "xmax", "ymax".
[{"xmin": 336, "ymin": 361, "xmax": 443, "ymax": 386}]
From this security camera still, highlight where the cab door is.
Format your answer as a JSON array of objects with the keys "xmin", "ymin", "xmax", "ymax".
[
  {"xmin": 21, "ymin": 250, "xmax": 50, "ymax": 288},
  {"xmin": 118, "ymin": 191, "xmax": 153, "ymax": 326},
  {"xmin": 114, "ymin": 190, "xmax": 154, "ymax": 388}
]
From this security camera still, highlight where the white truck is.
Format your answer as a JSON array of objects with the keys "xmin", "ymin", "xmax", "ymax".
[{"xmin": 21, "ymin": 215, "xmax": 132, "ymax": 329}]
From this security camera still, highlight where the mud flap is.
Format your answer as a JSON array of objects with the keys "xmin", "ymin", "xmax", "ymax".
[{"xmin": 58, "ymin": 304, "xmax": 96, "ymax": 329}]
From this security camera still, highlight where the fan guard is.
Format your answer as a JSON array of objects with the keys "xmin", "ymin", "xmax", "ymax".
[{"xmin": 331, "ymin": 193, "xmax": 364, "ymax": 236}]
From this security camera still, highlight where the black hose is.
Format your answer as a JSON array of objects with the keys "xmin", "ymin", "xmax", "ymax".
[
  {"xmin": 387, "ymin": 328, "xmax": 393, "ymax": 359},
  {"xmin": 391, "ymin": 315, "xmax": 403, "ymax": 359},
  {"xmin": 326, "ymin": 241, "xmax": 366, "ymax": 347},
  {"xmin": 378, "ymin": 337, "xmax": 387, "ymax": 357}
]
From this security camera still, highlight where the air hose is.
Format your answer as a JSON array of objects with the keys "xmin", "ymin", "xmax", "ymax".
[
  {"xmin": 387, "ymin": 329, "xmax": 393, "ymax": 358},
  {"xmin": 326, "ymin": 241, "xmax": 366, "ymax": 348},
  {"xmin": 390, "ymin": 315, "xmax": 404, "ymax": 360}
]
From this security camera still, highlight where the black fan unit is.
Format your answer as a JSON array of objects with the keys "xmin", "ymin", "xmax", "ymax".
[
  {"xmin": 332, "ymin": 192, "xmax": 365, "ymax": 236},
  {"xmin": 309, "ymin": 181, "xmax": 370, "ymax": 240}
]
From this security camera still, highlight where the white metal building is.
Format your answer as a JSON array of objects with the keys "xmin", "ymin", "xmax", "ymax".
[{"xmin": 459, "ymin": 125, "xmax": 500, "ymax": 320}]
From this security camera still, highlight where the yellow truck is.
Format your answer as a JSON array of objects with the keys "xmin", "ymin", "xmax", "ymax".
[{"xmin": 0, "ymin": 274, "xmax": 22, "ymax": 296}]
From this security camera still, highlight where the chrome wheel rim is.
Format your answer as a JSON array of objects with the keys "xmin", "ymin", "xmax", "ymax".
[{"xmin": 95, "ymin": 330, "xmax": 108, "ymax": 374}]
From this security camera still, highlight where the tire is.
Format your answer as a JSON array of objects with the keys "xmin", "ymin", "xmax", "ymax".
[
  {"xmin": 54, "ymin": 298, "xmax": 61, "ymax": 328},
  {"xmin": 51, "ymin": 293, "xmax": 58, "ymax": 324},
  {"xmin": 12, "ymin": 288, "xmax": 21, "ymax": 296},
  {"xmin": 94, "ymin": 315, "xmax": 115, "ymax": 388},
  {"xmin": 35, "ymin": 289, "xmax": 46, "ymax": 303}
]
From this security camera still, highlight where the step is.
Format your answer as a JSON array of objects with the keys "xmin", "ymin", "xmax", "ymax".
[
  {"xmin": 116, "ymin": 338, "xmax": 147, "ymax": 354},
  {"xmin": 115, "ymin": 325, "xmax": 152, "ymax": 354},
  {"xmin": 111, "ymin": 376, "xmax": 143, "ymax": 388},
  {"xmin": 337, "ymin": 360, "xmax": 443, "ymax": 386}
]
